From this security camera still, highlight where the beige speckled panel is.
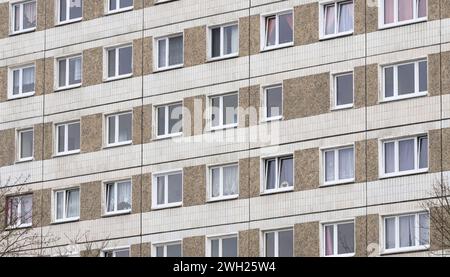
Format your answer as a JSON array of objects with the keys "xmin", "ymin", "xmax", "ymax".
[
  {"xmin": 428, "ymin": 0, "xmax": 440, "ymax": 20},
  {"xmin": 238, "ymin": 85, "xmax": 260, "ymax": 128},
  {"xmin": 0, "ymin": 67, "xmax": 7, "ymax": 102},
  {"xmin": 294, "ymin": 148, "xmax": 320, "ymax": 191},
  {"xmin": 82, "ymin": 47, "xmax": 103, "ymax": 87},
  {"xmin": 35, "ymin": 58, "xmax": 54, "ymax": 96},
  {"xmin": 442, "ymin": 0, "xmax": 450, "ymax": 19},
  {"xmin": 366, "ymin": 2, "xmax": 378, "ymax": 33},
  {"xmin": 183, "ymin": 165, "xmax": 206, "ymax": 207},
  {"xmin": 134, "ymin": 0, "xmax": 154, "ymax": 10},
  {"xmin": 239, "ymin": 157, "xmax": 260, "ymax": 199},
  {"xmin": 355, "ymin": 140, "xmax": 366, "ymax": 183},
  {"xmin": 80, "ymin": 181, "xmax": 102, "ymax": 221},
  {"xmin": 428, "ymin": 53, "xmax": 441, "ymax": 97},
  {"xmin": 239, "ymin": 15, "xmax": 260, "ymax": 56},
  {"xmin": 353, "ymin": 0, "xmax": 365, "ymax": 35},
  {"xmin": 182, "ymin": 235, "xmax": 205, "ymax": 257},
  {"xmin": 133, "ymin": 37, "xmax": 153, "ymax": 76},
  {"xmin": 0, "ymin": 129, "xmax": 15, "ymax": 167},
  {"xmin": 132, "ymin": 104, "xmax": 152, "ymax": 145},
  {"xmin": 80, "ymin": 249, "xmax": 100, "ymax": 257},
  {"xmin": 442, "ymin": 128, "xmax": 450, "ymax": 171},
  {"xmin": 440, "ymin": 51, "xmax": 450, "ymax": 95},
  {"xmin": 83, "ymin": 0, "xmax": 104, "ymax": 21},
  {"xmin": 183, "ymin": 95, "xmax": 205, "ymax": 136},
  {"xmin": 131, "ymin": 173, "xmax": 152, "ymax": 213},
  {"xmin": 184, "ymin": 26, "xmax": 206, "ymax": 67},
  {"xmin": 354, "ymin": 65, "xmax": 365, "ymax": 108},
  {"xmin": 354, "ymin": 1, "xmax": 378, "ymax": 34},
  {"xmin": 366, "ymin": 139, "xmax": 379, "ymax": 182},
  {"xmin": 354, "ymin": 64, "xmax": 379, "ymax": 108},
  {"xmin": 34, "ymin": 122, "xmax": 53, "ymax": 161},
  {"xmin": 294, "ymin": 3, "xmax": 319, "ymax": 46},
  {"xmin": 32, "ymin": 189, "xmax": 52, "ymax": 227},
  {"xmin": 80, "ymin": 113, "xmax": 103, "ymax": 153},
  {"xmin": 283, "ymin": 73, "xmax": 329, "ymax": 120},
  {"xmin": 429, "ymin": 129, "xmax": 442, "ymax": 173},
  {"xmin": 294, "ymin": 222, "xmax": 319, "ymax": 257},
  {"xmin": 355, "ymin": 214, "xmax": 379, "ymax": 257},
  {"xmin": 131, "ymin": 242, "xmax": 152, "ymax": 257},
  {"xmin": 238, "ymin": 229, "xmax": 260, "ymax": 257},
  {"xmin": 0, "ymin": 3, "xmax": 8, "ymax": 39},
  {"xmin": 429, "ymin": 205, "xmax": 450, "ymax": 251}
]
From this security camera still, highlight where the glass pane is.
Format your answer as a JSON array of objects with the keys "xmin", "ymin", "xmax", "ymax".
[
  {"xmin": 104, "ymin": 251, "xmax": 114, "ymax": 257},
  {"xmin": 106, "ymin": 184, "xmax": 115, "ymax": 212},
  {"xmin": 116, "ymin": 181, "xmax": 131, "ymax": 211},
  {"xmin": 336, "ymin": 74, "xmax": 353, "ymax": 106},
  {"xmin": 69, "ymin": 57, "xmax": 82, "ymax": 85},
  {"xmin": 157, "ymin": 176, "xmax": 165, "ymax": 205},
  {"xmin": 114, "ymin": 249, "xmax": 129, "ymax": 257},
  {"xmin": 324, "ymin": 4, "xmax": 336, "ymax": 35},
  {"xmin": 156, "ymin": 246, "xmax": 164, "ymax": 257},
  {"xmin": 22, "ymin": 67, "xmax": 35, "ymax": 93},
  {"xmin": 325, "ymin": 151, "xmax": 335, "ymax": 182},
  {"xmin": 168, "ymin": 36, "xmax": 183, "ymax": 66},
  {"xmin": 399, "ymin": 139, "xmax": 414, "ymax": 171},
  {"xmin": 265, "ymin": 233, "xmax": 275, "ymax": 257},
  {"xmin": 384, "ymin": 67, "xmax": 394, "ymax": 98},
  {"xmin": 56, "ymin": 191, "xmax": 64, "ymax": 219},
  {"xmin": 58, "ymin": 59, "xmax": 66, "ymax": 87},
  {"xmin": 338, "ymin": 148, "xmax": 354, "ymax": 180},
  {"xmin": 109, "ymin": 0, "xmax": 116, "ymax": 10},
  {"xmin": 278, "ymin": 13, "xmax": 293, "ymax": 44},
  {"xmin": 223, "ymin": 165, "xmax": 238, "ymax": 196},
  {"xmin": 20, "ymin": 195, "xmax": 33, "ymax": 225},
  {"xmin": 398, "ymin": 0, "xmax": 414, "ymax": 21},
  {"xmin": 418, "ymin": 0, "xmax": 427, "ymax": 18},
  {"xmin": 8, "ymin": 197, "xmax": 19, "ymax": 225},
  {"xmin": 23, "ymin": 1, "xmax": 37, "ymax": 29},
  {"xmin": 108, "ymin": 49, "xmax": 116, "ymax": 77},
  {"xmin": 265, "ymin": 16, "xmax": 276, "ymax": 46},
  {"xmin": 158, "ymin": 39, "xmax": 167, "ymax": 68},
  {"xmin": 66, "ymin": 189, "xmax": 80, "ymax": 218},
  {"xmin": 118, "ymin": 113, "xmax": 132, "ymax": 142},
  {"xmin": 278, "ymin": 230, "xmax": 293, "ymax": 257},
  {"xmin": 398, "ymin": 63, "xmax": 415, "ymax": 95},
  {"xmin": 279, "ymin": 157, "xmax": 293, "ymax": 188},
  {"xmin": 419, "ymin": 137, "xmax": 428, "ymax": 169},
  {"xmin": 223, "ymin": 25, "xmax": 238, "ymax": 55},
  {"xmin": 13, "ymin": 70, "xmax": 20, "ymax": 95},
  {"xmin": 222, "ymin": 237, "xmax": 237, "ymax": 257},
  {"xmin": 211, "ymin": 27, "xmax": 221, "ymax": 58},
  {"xmin": 69, "ymin": 0, "xmax": 82, "ymax": 20},
  {"xmin": 265, "ymin": 159, "xmax": 276, "ymax": 190},
  {"xmin": 211, "ymin": 239, "xmax": 219, "ymax": 257},
  {"xmin": 385, "ymin": 217, "xmax": 396, "ymax": 249},
  {"xmin": 59, "ymin": 0, "xmax": 67, "ymax": 21},
  {"xmin": 324, "ymin": 225, "xmax": 334, "ymax": 256},
  {"xmin": 419, "ymin": 214, "xmax": 429, "ymax": 245},
  {"xmin": 108, "ymin": 116, "xmax": 116, "ymax": 144},
  {"xmin": 157, "ymin": 106, "xmax": 166, "ymax": 136},
  {"xmin": 384, "ymin": 142, "xmax": 395, "ymax": 173},
  {"xmin": 338, "ymin": 2, "xmax": 354, "ymax": 33},
  {"xmin": 222, "ymin": 94, "xmax": 238, "ymax": 125},
  {"xmin": 337, "ymin": 223, "xmax": 354, "ymax": 255},
  {"xmin": 211, "ymin": 97, "xmax": 220, "ymax": 127},
  {"xmin": 168, "ymin": 103, "xmax": 182, "ymax": 134},
  {"xmin": 67, "ymin": 123, "xmax": 80, "ymax": 151},
  {"xmin": 418, "ymin": 61, "xmax": 427, "ymax": 92},
  {"xmin": 119, "ymin": 0, "xmax": 133, "ymax": 8},
  {"xmin": 14, "ymin": 5, "xmax": 20, "ymax": 31},
  {"xmin": 266, "ymin": 86, "xmax": 282, "ymax": 118},
  {"xmin": 167, "ymin": 173, "xmax": 182, "ymax": 203},
  {"xmin": 118, "ymin": 46, "xmax": 132, "ymax": 75},
  {"xmin": 21, "ymin": 130, "xmax": 33, "ymax": 159},
  {"xmin": 211, "ymin": 168, "xmax": 220, "ymax": 198},
  {"xmin": 384, "ymin": 0, "xmax": 394, "ymax": 24},
  {"xmin": 58, "ymin": 125, "xmax": 65, "ymax": 153},
  {"xmin": 167, "ymin": 244, "xmax": 181, "ymax": 257},
  {"xmin": 399, "ymin": 215, "xmax": 415, "ymax": 247}
]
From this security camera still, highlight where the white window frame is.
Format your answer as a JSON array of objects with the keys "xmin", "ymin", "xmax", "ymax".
[
  {"xmin": 261, "ymin": 155, "xmax": 294, "ymax": 194},
  {"xmin": 262, "ymin": 84, "xmax": 283, "ymax": 122},
  {"xmin": 155, "ymin": 34, "xmax": 184, "ymax": 71},
  {"xmin": 380, "ymin": 135, "xmax": 428, "ymax": 178},
  {"xmin": 17, "ymin": 128, "xmax": 34, "ymax": 162},
  {"xmin": 10, "ymin": 0, "xmax": 37, "ymax": 34},
  {"xmin": 104, "ymin": 44, "xmax": 133, "ymax": 81},
  {"xmin": 263, "ymin": 228, "xmax": 294, "ymax": 257},
  {"xmin": 155, "ymin": 102, "xmax": 183, "ymax": 139},
  {"xmin": 6, "ymin": 194, "xmax": 33, "ymax": 228},
  {"xmin": 208, "ymin": 22, "xmax": 239, "ymax": 60},
  {"xmin": 319, "ymin": 0, "xmax": 354, "ymax": 39},
  {"xmin": 332, "ymin": 71, "xmax": 354, "ymax": 110},
  {"xmin": 260, "ymin": 10, "xmax": 294, "ymax": 51},
  {"xmin": 321, "ymin": 220, "xmax": 355, "ymax": 257},
  {"xmin": 321, "ymin": 145, "xmax": 355, "ymax": 186},
  {"xmin": 8, "ymin": 64, "xmax": 36, "ymax": 99},
  {"xmin": 208, "ymin": 163, "xmax": 239, "ymax": 202},
  {"xmin": 381, "ymin": 212, "xmax": 430, "ymax": 254},
  {"xmin": 381, "ymin": 59, "xmax": 428, "ymax": 102},
  {"xmin": 207, "ymin": 234, "xmax": 238, "ymax": 257},
  {"xmin": 56, "ymin": 0, "xmax": 83, "ymax": 25},
  {"xmin": 378, "ymin": 0, "xmax": 428, "ymax": 29},
  {"xmin": 153, "ymin": 241, "xmax": 183, "ymax": 257},
  {"xmin": 105, "ymin": 112, "xmax": 133, "ymax": 147},
  {"xmin": 56, "ymin": 55, "xmax": 82, "ymax": 90},
  {"xmin": 104, "ymin": 180, "xmax": 132, "ymax": 215},
  {"xmin": 151, "ymin": 170, "xmax": 183, "ymax": 209},
  {"xmin": 101, "ymin": 246, "xmax": 131, "ymax": 257},
  {"xmin": 53, "ymin": 187, "xmax": 80, "ymax": 223},
  {"xmin": 55, "ymin": 121, "xmax": 81, "ymax": 156},
  {"xmin": 106, "ymin": 0, "xmax": 134, "ymax": 14},
  {"xmin": 209, "ymin": 92, "xmax": 239, "ymax": 130}
]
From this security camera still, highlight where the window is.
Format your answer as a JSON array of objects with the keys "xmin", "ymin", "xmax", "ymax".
[
  {"xmin": 209, "ymin": 164, "xmax": 238, "ymax": 200},
  {"xmin": 18, "ymin": 129, "xmax": 33, "ymax": 161},
  {"xmin": 57, "ymin": 55, "xmax": 82, "ymax": 89},
  {"xmin": 156, "ymin": 102, "xmax": 183, "ymax": 138},
  {"xmin": 108, "ymin": 0, "xmax": 133, "ymax": 13},
  {"xmin": 382, "ymin": 135, "xmax": 428, "ymax": 177},
  {"xmin": 155, "ymin": 242, "xmax": 182, "ymax": 257},
  {"xmin": 211, "ymin": 93, "xmax": 238, "ymax": 129},
  {"xmin": 323, "ymin": 146, "xmax": 354, "ymax": 185},
  {"xmin": 264, "ymin": 229, "xmax": 293, "ymax": 257},
  {"xmin": 9, "ymin": 65, "xmax": 35, "ymax": 99},
  {"xmin": 321, "ymin": 1, "xmax": 354, "ymax": 38},
  {"xmin": 209, "ymin": 235, "xmax": 238, "ymax": 257},
  {"xmin": 106, "ymin": 45, "xmax": 132, "ymax": 80},
  {"xmin": 11, "ymin": 1, "xmax": 36, "ymax": 34},
  {"xmin": 323, "ymin": 221, "xmax": 355, "ymax": 256},
  {"xmin": 54, "ymin": 188, "xmax": 80, "ymax": 222},
  {"xmin": 383, "ymin": 212, "xmax": 429, "ymax": 253},
  {"xmin": 152, "ymin": 171, "xmax": 182, "ymax": 209},
  {"xmin": 263, "ymin": 156, "xmax": 293, "ymax": 192},
  {"xmin": 57, "ymin": 0, "xmax": 82, "ymax": 24},
  {"xmin": 383, "ymin": 60, "xmax": 427, "ymax": 101},
  {"xmin": 263, "ymin": 85, "xmax": 283, "ymax": 120},
  {"xmin": 6, "ymin": 194, "xmax": 33, "ymax": 228},
  {"xmin": 381, "ymin": 0, "xmax": 427, "ymax": 27},
  {"xmin": 103, "ymin": 248, "xmax": 130, "ymax": 257},
  {"xmin": 333, "ymin": 72, "xmax": 353, "ymax": 109},
  {"xmin": 56, "ymin": 121, "xmax": 80, "ymax": 155},
  {"xmin": 105, "ymin": 180, "xmax": 131, "ymax": 214},
  {"xmin": 106, "ymin": 112, "xmax": 132, "ymax": 146},
  {"xmin": 156, "ymin": 34, "xmax": 184, "ymax": 70},
  {"xmin": 262, "ymin": 11, "xmax": 293, "ymax": 50},
  {"xmin": 209, "ymin": 23, "xmax": 238, "ymax": 59}
]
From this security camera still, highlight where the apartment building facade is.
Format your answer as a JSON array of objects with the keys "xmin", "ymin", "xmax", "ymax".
[{"xmin": 0, "ymin": 0, "xmax": 449, "ymax": 257}]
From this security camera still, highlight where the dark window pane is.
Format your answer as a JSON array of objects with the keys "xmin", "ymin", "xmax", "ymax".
[
  {"xmin": 118, "ymin": 113, "xmax": 132, "ymax": 142},
  {"xmin": 168, "ymin": 36, "xmax": 183, "ymax": 66},
  {"xmin": 167, "ymin": 244, "xmax": 181, "ymax": 257},
  {"xmin": 222, "ymin": 94, "xmax": 237, "ymax": 125},
  {"xmin": 398, "ymin": 63, "xmax": 415, "ymax": 95},
  {"xmin": 222, "ymin": 237, "xmax": 237, "ymax": 257},
  {"xmin": 211, "ymin": 240, "xmax": 219, "ymax": 257},
  {"xmin": 167, "ymin": 173, "xmax": 182, "ymax": 203},
  {"xmin": 265, "ymin": 233, "xmax": 275, "ymax": 257},
  {"xmin": 168, "ymin": 104, "xmax": 182, "ymax": 134},
  {"xmin": 279, "ymin": 157, "xmax": 293, "ymax": 188},
  {"xmin": 384, "ymin": 67, "xmax": 394, "ymax": 98},
  {"xmin": 265, "ymin": 159, "xmax": 276, "ymax": 190},
  {"xmin": 69, "ymin": 57, "xmax": 82, "ymax": 85},
  {"xmin": 278, "ymin": 230, "xmax": 293, "ymax": 257},
  {"xmin": 266, "ymin": 86, "xmax": 282, "ymax": 118},
  {"xmin": 67, "ymin": 122, "xmax": 80, "ymax": 151},
  {"xmin": 211, "ymin": 27, "xmax": 221, "ymax": 58},
  {"xmin": 58, "ymin": 125, "xmax": 65, "ymax": 152},
  {"xmin": 59, "ymin": 59, "xmax": 66, "ymax": 87},
  {"xmin": 211, "ymin": 97, "xmax": 220, "ymax": 127},
  {"xmin": 108, "ymin": 49, "xmax": 116, "ymax": 77},
  {"xmin": 419, "ymin": 137, "xmax": 428, "ymax": 169},
  {"xmin": 384, "ymin": 142, "xmax": 395, "ymax": 173},
  {"xmin": 59, "ymin": 0, "xmax": 67, "ymax": 21},
  {"xmin": 120, "ymin": 0, "xmax": 133, "ymax": 8},
  {"xmin": 108, "ymin": 116, "xmax": 115, "ymax": 144},
  {"xmin": 399, "ymin": 139, "xmax": 414, "ymax": 171},
  {"xmin": 157, "ymin": 107, "xmax": 166, "ymax": 136},
  {"xmin": 385, "ymin": 217, "xmax": 396, "ymax": 249},
  {"xmin": 158, "ymin": 39, "xmax": 166, "ymax": 68},
  {"xmin": 337, "ymin": 223, "xmax": 354, "ymax": 255},
  {"xmin": 419, "ymin": 61, "xmax": 427, "ymax": 92},
  {"xmin": 118, "ymin": 46, "xmax": 132, "ymax": 75},
  {"xmin": 69, "ymin": 0, "xmax": 82, "ymax": 20},
  {"xmin": 278, "ymin": 13, "xmax": 293, "ymax": 44},
  {"xmin": 336, "ymin": 74, "xmax": 353, "ymax": 106}
]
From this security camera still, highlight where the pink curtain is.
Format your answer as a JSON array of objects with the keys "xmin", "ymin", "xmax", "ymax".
[
  {"xmin": 418, "ymin": 0, "xmax": 427, "ymax": 18},
  {"xmin": 284, "ymin": 13, "xmax": 293, "ymax": 30},
  {"xmin": 384, "ymin": 0, "xmax": 394, "ymax": 24},
  {"xmin": 324, "ymin": 5, "xmax": 335, "ymax": 35},
  {"xmin": 266, "ymin": 17, "xmax": 276, "ymax": 46},
  {"xmin": 325, "ymin": 226, "xmax": 334, "ymax": 256},
  {"xmin": 398, "ymin": 0, "xmax": 413, "ymax": 21}
]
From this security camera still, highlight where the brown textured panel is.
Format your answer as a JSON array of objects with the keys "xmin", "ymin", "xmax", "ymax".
[
  {"xmin": 131, "ymin": 242, "xmax": 152, "ymax": 257},
  {"xmin": 366, "ymin": 139, "xmax": 379, "ymax": 182},
  {"xmin": 442, "ymin": 0, "xmax": 450, "ymax": 19},
  {"xmin": 355, "ymin": 214, "xmax": 380, "ymax": 257},
  {"xmin": 239, "ymin": 15, "xmax": 260, "ymax": 56},
  {"xmin": 294, "ymin": 222, "xmax": 320, "ymax": 257},
  {"xmin": 80, "ymin": 181, "xmax": 102, "ymax": 221},
  {"xmin": 32, "ymin": 189, "xmax": 52, "ymax": 227},
  {"xmin": 354, "ymin": 65, "xmax": 366, "ymax": 108},
  {"xmin": 35, "ymin": 58, "xmax": 54, "ymax": 96},
  {"xmin": 283, "ymin": 73, "xmax": 329, "ymax": 120},
  {"xmin": 0, "ymin": 3, "xmax": 9, "ymax": 39},
  {"xmin": 354, "ymin": 64, "xmax": 379, "ymax": 108},
  {"xmin": 183, "ymin": 165, "xmax": 206, "ymax": 207},
  {"xmin": 134, "ymin": 0, "xmax": 154, "ymax": 10},
  {"xmin": 0, "ymin": 129, "xmax": 15, "ymax": 167},
  {"xmin": 80, "ymin": 113, "xmax": 103, "ymax": 153},
  {"xmin": 430, "ymin": 205, "xmax": 450, "ymax": 251},
  {"xmin": 294, "ymin": 4, "xmax": 319, "ymax": 46},
  {"xmin": 238, "ymin": 229, "xmax": 260, "ymax": 257},
  {"xmin": 183, "ymin": 95, "xmax": 205, "ymax": 136},
  {"xmin": 353, "ymin": 0, "xmax": 365, "ymax": 35},
  {"xmin": 184, "ymin": 26, "xmax": 206, "ymax": 67},
  {"xmin": 355, "ymin": 140, "xmax": 367, "ymax": 183},
  {"xmin": 83, "ymin": 0, "xmax": 104, "ymax": 21},
  {"xmin": 80, "ymin": 249, "xmax": 100, "ymax": 257},
  {"xmin": 238, "ymin": 85, "xmax": 260, "ymax": 128},
  {"xmin": 82, "ymin": 47, "xmax": 103, "ymax": 87},
  {"xmin": 132, "ymin": 104, "xmax": 152, "ymax": 145},
  {"xmin": 295, "ymin": 148, "xmax": 320, "ymax": 191},
  {"xmin": 442, "ymin": 128, "xmax": 450, "ymax": 171},
  {"xmin": 0, "ymin": 67, "xmax": 7, "ymax": 102},
  {"xmin": 366, "ymin": 2, "xmax": 378, "ymax": 33},
  {"xmin": 133, "ymin": 37, "xmax": 153, "ymax": 76},
  {"xmin": 428, "ymin": 53, "xmax": 441, "ymax": 97},
  {"xmin": 239, "ymin": 157, "xmax": 260, "ymax": 199},
  {"xmin": 354, "ymin": 1, "xmax": 378, "ymax": 34},
  {"xmin": 131, "ymin": 173, "xmax": 151, "ymax": 213},
  {"xmin": 428, "ymin": 0, "xmax": 440, "ymax": 20},
  {"xmin": 34, "ymin": 123, "xmax": 53, "ymax": 161},
  {"xmin": 429, "ymin": 129, "xmax": 442, "ymax": 173},
  {"xmin": 183, "ymin": 236, "xmax": 205, "ymax": 257},
  {"xmin": 440, "ymin": 51, "xmax": 450, "ymax": 95}
]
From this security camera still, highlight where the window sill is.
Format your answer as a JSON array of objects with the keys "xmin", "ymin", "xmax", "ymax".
[
  {"xmin": 380, "ymin": 92, "xmax": 428, "ymax": 104},
  {"xmin": 5, "ymin": 224, "xmax": 32, "ymax": 230},
  {"xmin": 260, "ymin": 187, "xmax": 294, "ymax": 196},
  {"xmin": 380, "ymin": 245, "xmax": 430, "ymax": 256},
  {"xmin": 207, "ymin": 54, "xmax": 239, "ymax": 63},
  {"xmin": 207, "ymin": 195, "xmax": 239, "ymax": 203},
  {"xmin": 210, "ymin": 124, "xmax": 238, "ymax": 132},
  {"xmin": 105, "ymin": 7, "xmax": 134, "ymax": 16},
  {"xmin": 9, "ymin": 28, "xmax": 36, "ymax": 36},
  {"xmin": 323, "ymin": 253, "xmax": 355, "ymax": 257},
  {"xmin": 54, "ymin": 84, "xmax": 82, "ymax": 92},
  {"xmin": 104, "ymin": 141, "xmax": 132, "ymax": 149},
  {"xmin": 53, "ymin": 151, "xmax": 80, "ymax": 158},
  {"xmin": 378, "ymin": 18, "xmax": 427, "ymax": 31},
  {"xmin": 331, "ymin": 104, "xmax": 353, "ymax": 111},
  {"xmin": 56, "ymin": 18, "xmax": 83, "ymax": 27},
  {"xmin": 8, "ymin": 92, "xmax": 36, "ymax": 100},
  {"xmin": 379, "ymin": 168, "xmax": 428, "ymax": 180},
  {"xmin": 261, "ymin": 116, "xmax": 283, "ymax": 123},
  {"xmin": 154, "ymin": 64, "xmax": 184, "ymax": 73},
  {"xmin": 104, "ymin": 74, "xmax": 133, "ymax": 83},
  {"xmin": 321, "ymin": 179, "xmax": 355, "ymax": 187},
  {"xmin": 260, "ymin": 42, "xmax": 294, "ymax": 53},
  {"xmin": 102, "ymin": 210, "xmax": 131, "ymax": 217},
  {"xmin": 152, "ymin": 203, "xmax": 182, "ymax": 210},
  {"xmin": 16, "ymin": 158, "xmax": 34, "ymax": 164},
  {"xmin": 319, "ymin": 31, "xmax": 354, "ymax": 41},
  {"xmin": 52, "ymin": 218, "xmax": 80, "ymax": 225},
  {"xmin": 154, "ymin": 133, "xmax": 183, "ymax": 141}
]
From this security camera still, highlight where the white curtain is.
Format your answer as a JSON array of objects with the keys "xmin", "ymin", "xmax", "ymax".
[
  {"xmin": 21, "ymin": 195, "xmax": 33, "ymax": 225},
  {"xmin": 67, "ymin": 189, "xmax": 80, "ymax": 218},
  {"xmin": 339, "ymin": 148, "xmax": 354, "ymax": 180},
  {"xmin": 324, "ymin": 4, "xmax": 335, "ymax": 35},
  {"xmin": 223, "ymin": 25, "xmax": 238, "ymax": 55},
  {"xmin": 399, "ymin": 139, "xmax": 414, "ymax": 171},
  {"xmin": 279, "ymin": 158, "xmax": 293, "ymax": 187},
  {"xmin": 168, "ymin": 36, "xmax": 183, "ymax": 66},
  {"xmin": 211, "ymin": 168, "xmax": 220, "ymax": 197},
  {"xmin": 399, "ymin": 215, "xmax": 415, "ymax": 247},
  {"xmin": 338, "ymin": 2, "xmax": 353, "ymax": 33},
  {"xmin": 106, "ymin": 184, "xmax": 115, "ymax": 212},
  {"xmin": 118, "ymin": 113, "xmax": 132, "ymax": 142},
  {"xmin": 24, "ymin": 1, "xmax": 37, "ymax": 28},
  {"xmin": 22, "ymin": 67, "xmax": 35, "ymax": 93},
  {"xmin": 223, "ymin": 166, "xmax": 238, "ymax": 196},
  {"xmin": 117, "ymin": 182, "xmax": 131, "ymax": 210},
  {"xmin": 72, "ymin": 57, "xmax": 82, "ymax": 83},
  {"xmin": 385, "ymin": 218, "xmax": 396, "ymax": 249},
  {"xmin": 325, "ymin": 151, "xmax": 335, "ymax": 182}
]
